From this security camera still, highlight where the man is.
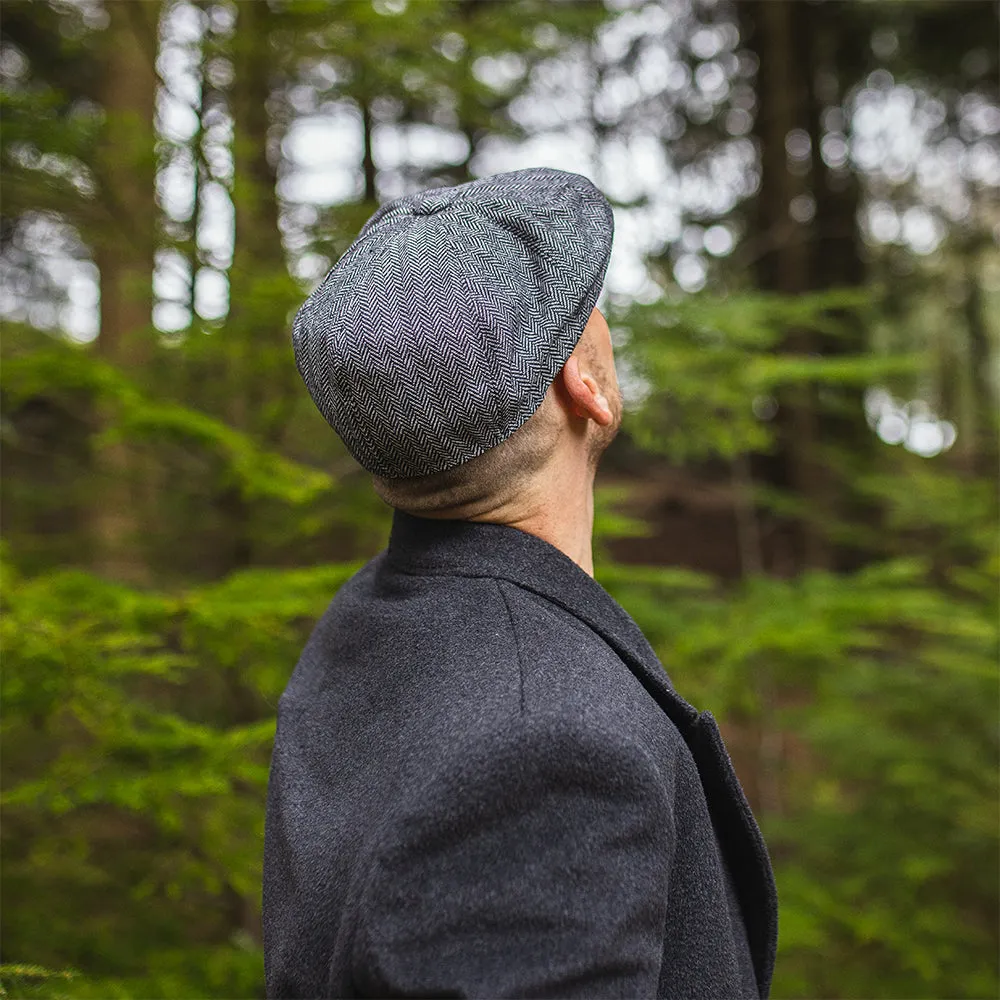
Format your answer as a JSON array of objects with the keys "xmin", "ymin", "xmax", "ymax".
[{"xmin": 263, "ymin": 167, "xmax": 778, "ymax": 998}]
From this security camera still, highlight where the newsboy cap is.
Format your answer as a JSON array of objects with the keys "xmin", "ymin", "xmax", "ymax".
[{"xmin": 291, "ymin": 166, "xmax": 614, "ymax": 479}]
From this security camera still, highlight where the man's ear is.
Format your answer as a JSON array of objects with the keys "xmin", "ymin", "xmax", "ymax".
[{"xmin": 559, "ymin": 355, "xmax": 614, "ymax": 426}]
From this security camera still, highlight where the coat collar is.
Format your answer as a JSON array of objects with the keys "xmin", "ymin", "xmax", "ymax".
[
  {"xmin": 383, "ymin": 508, "xmax": 778, "ymax": 996},
  {"xmin": 386, "ymin": 507, "xmax": 694, "ymax": 719}
]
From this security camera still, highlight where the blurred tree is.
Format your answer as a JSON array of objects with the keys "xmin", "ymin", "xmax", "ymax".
[
  {"xmin": 215, "ymin": 0, "xmax": 302, "ymax": 570},
  {"xmin": 89, "ymin": 0, "xmax": 160, "ymax": 585}
]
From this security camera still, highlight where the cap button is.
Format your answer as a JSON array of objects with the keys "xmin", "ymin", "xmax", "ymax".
[{"xmin": 413, "ymin": 191, "xmax": 453, "ymax": 216}]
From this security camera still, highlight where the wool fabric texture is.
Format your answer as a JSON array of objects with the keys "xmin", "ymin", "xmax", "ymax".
[
  {"xmin": 263, "ymin": 510, "xmax": 779, "ymax": 998},
  {"xmin": 291, "ymin": 166, "xmax": 614, "ymax": 479}
]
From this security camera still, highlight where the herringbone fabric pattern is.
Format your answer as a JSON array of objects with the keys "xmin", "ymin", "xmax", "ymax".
[{"xmin": 291, "ymin": 167, "xmax": 614, "ymax": 479}]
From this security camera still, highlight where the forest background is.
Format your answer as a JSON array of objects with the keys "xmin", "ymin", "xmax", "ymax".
[{"xmin": 1, "ymin": 0, "xmax": 998, "ymax": 997}]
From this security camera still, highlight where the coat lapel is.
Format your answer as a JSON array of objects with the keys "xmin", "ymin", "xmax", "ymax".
[{"xmin": 385, "ymin": 510, "xmax": 778, "ymax": 996}]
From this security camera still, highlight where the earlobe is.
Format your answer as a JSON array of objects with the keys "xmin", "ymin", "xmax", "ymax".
[{"xmin": 581, "ymin": 375, "xmax": 612, "ymax": 425}]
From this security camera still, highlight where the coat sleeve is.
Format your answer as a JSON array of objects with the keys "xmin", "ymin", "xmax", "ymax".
[{"xmin": 350, "ymin": 713, "xmax": 676, "ymax": 998}]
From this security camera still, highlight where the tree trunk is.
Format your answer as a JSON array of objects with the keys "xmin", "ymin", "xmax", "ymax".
[
  {"xmin": 219, "ymin": 0, "xmax": 300, "ymax": 571},
  {"xmin": 739, "ymin": 0, "xmax": 873, "ymax": 575},
  {"xmin": 90, "ymin": 0, "xmax": 160, "ymax": 585}
]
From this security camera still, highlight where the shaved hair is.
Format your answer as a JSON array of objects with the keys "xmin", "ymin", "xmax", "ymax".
[
  {"xmin": 371, "ymin": 388, "xmax": 563, "ymax": 515},
  {"xmin": 372, "ymin": 334, "xmax": 601, "ymax": 517}
]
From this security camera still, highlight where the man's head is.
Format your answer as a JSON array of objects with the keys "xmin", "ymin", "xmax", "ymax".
[
  {"xmin": 291, "ymin": 168, "xmax": 616, "ymax": 493},
  {"xmin": 371, "ymin": 307, "xmax": 622, "ymax": 519}
]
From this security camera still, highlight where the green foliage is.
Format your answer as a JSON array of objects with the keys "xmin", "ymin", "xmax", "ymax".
[
  {"xmin": 2, "ymin": 0, "xmax": 997, "ymax": 997},
  {"xmin": 613, "ymin": 288, "xmax": 922, "ymax": 463},
  {"xmin": 1, "ymin": 337, "xmax": 333, "ymax": 508},
  {"xmin": 1, "ymin": 548, "xmax": 364, "ymax": 998},
  {"xmin": 0, "ymin": 75, "xmax": 102, "ymax": 222},
  {"xmin": 599, "ymin": 461, "xmax": 999, "ymax": 999},
  {"xmin": 0, "ymin": 965, "xmax": 79, "ymax": 1000}
]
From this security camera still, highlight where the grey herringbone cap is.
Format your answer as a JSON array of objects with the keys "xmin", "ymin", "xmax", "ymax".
[{"xmin": 291, "ymin": 166, "xmax": 614, "ymax": 479}]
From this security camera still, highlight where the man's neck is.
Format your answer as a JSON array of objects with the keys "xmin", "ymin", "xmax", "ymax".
[
  {"xmin": 406, "ymin": 456, "xmax": 600, "ymax": 578},
  {"xmin": 467, "ymin": 474, "xmax": 597, "ymax": 578}
]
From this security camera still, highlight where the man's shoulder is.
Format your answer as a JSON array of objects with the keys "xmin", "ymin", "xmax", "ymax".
[{"xmin": 495, "ymin": 577, "xmax": 688, "ymax": 759}]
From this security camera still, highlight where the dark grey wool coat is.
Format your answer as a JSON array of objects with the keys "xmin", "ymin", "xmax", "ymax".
[{"xmin": 263, "ymin": 509, "xmax": 778, "ymax": 999}]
